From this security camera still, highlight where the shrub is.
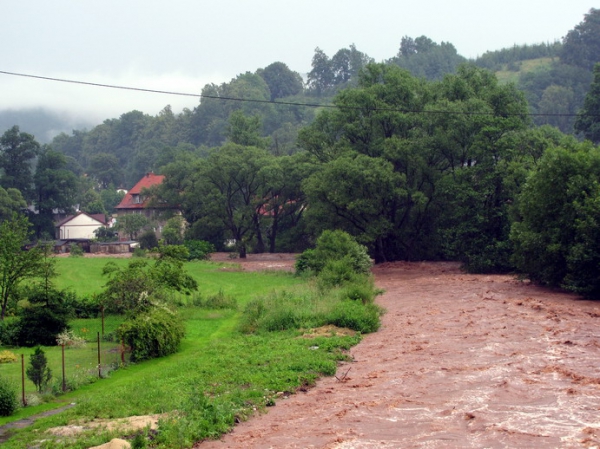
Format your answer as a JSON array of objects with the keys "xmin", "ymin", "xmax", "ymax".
[
  {"xmin": 69, "ymin": 294, "xmax": 100, "ymax": 319},
  {"xmin": 156, "ymin": 387, "xmax": 235, "ymax": 447},
  {"xmin": 340, "ymin": 278, "xmax": 381, "ymax": 304},
  {"xmin": 0, "ymin": 319, "xmax": 21, "ymax": 346},
  {"xmin": 0, "ymin": 376, "xmax": 18, "ymax": 416},
  {"xmin": 184, "ymin": 240, "xmax": 215, "ymax": 261},
  {"xmin": 69, "ymin": 243, "xmax": 84, "ymax": 257},
  {"xmin": 202, "ymin": 289, "xmax": 238, "ymax": 310},
  {"xmin": 56, "ymin": 329, "xmax": 87, "ymax": 349},
  {"xmin": 0, "ymin": 350, "xmax": 18, "ymax": 364},
  {"xmin": 17, "ymin": 305, "xmax": 70, "ymax": 347},
  {"xmin": 117, "ymin": 308, "xmax": 185, "ymax": 361},
  {"xmin": 295, "ymin": 230, "xmax": 372, "ymax": 277},
  {"xmin": 27, "ymin": 347, "xmax": 52, "ymax": 393},
  {"xmin": 327, "ymin": 301, "xmax": 383, "ymax": 334},
  {"xmin": 317, "ymin": 259, "xmax": 361, "ymax": 288},
  {"xmin": 138, "ymin": 230, "xmax": 159, "ymax": 250},
  {"xmin": 132, "ymin": 247, "xmax": 147, "ymax": 258},
  {"xmin": 238, "ymin": 299, "xmax": 267, "ymax": 334}
]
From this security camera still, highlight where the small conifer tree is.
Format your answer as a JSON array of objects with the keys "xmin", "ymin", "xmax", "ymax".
[{"xmin": 26, "ymin": 347, "xmax": 52, "ymax": 393}]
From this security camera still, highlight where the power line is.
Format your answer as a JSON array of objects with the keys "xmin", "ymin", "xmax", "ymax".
[{"xmin": 0, "ymin": 69, "xmax": 593, "ymax": 118}]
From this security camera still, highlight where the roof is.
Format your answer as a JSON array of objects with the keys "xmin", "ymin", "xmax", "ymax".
[
  {"xmin": 115, "ymin": 172, "xmax": 165, "ymax": 210},
  {"xmin": 55, "ymin": 212, "xmax": 108, "ymax": 228}
]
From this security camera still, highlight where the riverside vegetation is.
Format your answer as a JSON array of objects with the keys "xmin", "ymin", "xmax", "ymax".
[{"xmin": 0, "ymin": 232, "xmax": 382, "ymax": 448}]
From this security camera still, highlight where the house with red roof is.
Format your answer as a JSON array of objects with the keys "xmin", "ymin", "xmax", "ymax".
[
  {"xmin": 115, "ymin": 172, "xmax": 166, "ymax": 214},
  {"xmin": 115, "ymin": 172, "xmax": 176, "ymax": 239}
]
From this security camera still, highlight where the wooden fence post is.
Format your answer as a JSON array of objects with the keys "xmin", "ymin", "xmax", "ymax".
[
  {"xmin": 21, "ymin": 354, "xmax": 26, "ymax": 406},
  {"xmin": 97, "ymin": 332, "xmax": 101, "ymax": 378},
  {"xmin": 62, "ymin": 344, "xmax": 66, "ymax": 392}
]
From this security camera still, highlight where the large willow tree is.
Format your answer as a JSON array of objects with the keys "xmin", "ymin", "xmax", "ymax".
[{"xmin": 299, "ymin": 63, "xmax": 530, "ymax": 266}]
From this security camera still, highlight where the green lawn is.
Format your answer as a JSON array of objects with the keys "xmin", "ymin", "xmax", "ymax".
[{"xmin": 0, "ymin": 256, "xmax": 362, "ymax": 448}]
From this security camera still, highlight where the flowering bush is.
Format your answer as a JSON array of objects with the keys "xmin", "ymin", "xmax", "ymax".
[
  {"xmin": 0, "ymin": 350, "xmax": 17, "ymax": 364},
  {"xmin": 56, "ymin": 330, "xmax": 87, "ymax": 349}
]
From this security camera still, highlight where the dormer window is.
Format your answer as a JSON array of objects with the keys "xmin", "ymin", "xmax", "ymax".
[{"xmin": 132, "ymin": 194, "xmax": 141, "ymax": 204}]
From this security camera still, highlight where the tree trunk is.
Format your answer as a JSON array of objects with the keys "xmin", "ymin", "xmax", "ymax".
[{"xmin": 238, "ymin": 243, "xmax": 247, "ymax": 259}]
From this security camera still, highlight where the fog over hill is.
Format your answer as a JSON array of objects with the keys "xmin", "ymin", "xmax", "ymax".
[{"xmin": 0, "ymin": 108, "xmax": 98, "ymax": 143}]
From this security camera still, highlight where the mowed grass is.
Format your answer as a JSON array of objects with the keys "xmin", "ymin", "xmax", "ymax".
[{"xmin": 0, "ymin": 256, "xmax": 362, "ymax": 448}]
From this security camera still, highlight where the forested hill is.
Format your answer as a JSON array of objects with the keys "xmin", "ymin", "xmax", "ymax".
[{"xmin": 38, "ymin": 8, "xmax": 597, "ymax": 189}]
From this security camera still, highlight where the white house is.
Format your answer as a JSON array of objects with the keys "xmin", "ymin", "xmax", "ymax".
[{"xmin": 55, "ymin": 212, "xmax": 107, "ymax": 240}]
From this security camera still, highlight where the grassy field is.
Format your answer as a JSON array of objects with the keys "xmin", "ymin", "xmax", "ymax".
[{"xmin": 0, "ymin": 256, "xmax": 364, "ymax": 448}]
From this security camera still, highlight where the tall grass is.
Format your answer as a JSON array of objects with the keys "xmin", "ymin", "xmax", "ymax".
[{"xmin": 238, "ymin": 279, "xmax": 384, "ymax": 334}]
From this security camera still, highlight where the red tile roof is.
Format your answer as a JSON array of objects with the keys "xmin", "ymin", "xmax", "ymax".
[{"xmin": 116, "ymin": 173, "xmax": 165, "ymax": 210}]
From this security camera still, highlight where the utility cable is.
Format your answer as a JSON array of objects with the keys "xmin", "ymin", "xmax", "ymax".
[{"xmin": 0, "ymin": 69, "xmax": 595, "ymax": 118}]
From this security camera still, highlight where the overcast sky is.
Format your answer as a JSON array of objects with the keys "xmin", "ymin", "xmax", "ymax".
[{"xmin": 0, "ymin": 1, "xmax": 594, "ymax": 124}]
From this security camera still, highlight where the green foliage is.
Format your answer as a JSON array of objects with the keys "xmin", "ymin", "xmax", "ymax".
[
  {"xmin": 0, "ymin": 350, "xmax": 17, "ymax": 364},
  {"xmin": 69, "ymin": 243, "xmax": 84, "ymax": 257},
  {"xmin": 115, "ymin": 214, "xmax": 148, "ymax": 240},
  {"xmin": 117, "ymin": 308, "xmax": 185, "ymax": 361},
  {"xmin": 0, "ymin": 375, "xmax": 18, "ymax": 416},
  {"xmin": 339, "ymin": 277, "xmax": 381, "ymax": 304},
  {"xmin": 26, "ymin": 347, "xmax": 52, "ymax": 393},
  {"xmin": 156, "ymin": 387, "xmax": 235, "ymax": 446},
  {"xmin": 327, "ymin": 301, "xmax": 382, "ymax": 334},
  {"xmin": 511, "ymin": 142, "xmax": 600, "ymax": 297},
  {"xmin": 317, "ymin": 259, "xmax": 363, "ymax": 288},
  {"xmin": 156, "ymin": 243, "xmax": 189, "ymax": 262},
  {"xmin": 101, "ymin": 251, "xmax": 198, "ymax": 314},
  {"xmin": 162, "ymin": 215, "xmax": 186, "ymax": 245},
  {"xmin": 93, "ymin": 226, "xmax": 118, "ymax": 242},
  {"xmin": 560, "ymin": 8, "xmax": 600, "ymax": 71},
  {"xmin": 257, "ymin": 61, "xmax": 304, "ymax": 101},
  {"xmin": 0, "ymin": 187, "xmax": 26, "ymax": 222},
  {"xmin": 199, "ymin": 289, "xmax": 238, "ymax": 310},
  {"xmin": 391, "ymin": 35, "xmax": 467, "ymax": 80},
  {"xmin": 0, "ymin": 126, "xmax": 40, "ymax": 201},
  {"xmin": 296, "ymin": 230, "xmax": 372, "ymax": 276},
  {"xmin": 132, "ymin": 247, "xmax": 147, "ymax": 258},
  {"xmin": 181, "ymin": 143, "xmax": 275, "ymax": 257},
  {"xmin": 184, "ymin": 239, "xmax": 215, "ymax": 261},
  {"xmin": 32, "ymin": 148, "xmax": 79, "ymax": 238},
  {"xmin": 474, "ymin": 42, "xmax": 561, "ymax": 72},
  {"xmin": 575, "ymin": 63, "xmax": 600, "ymax": 143},
  {"xmin": 238, "ymin": 285, "xmax": 382, "ymax": 335},
  {"xmin": 17, "ymin": 303, "xmax": 70, "ymax": 347},
  {"xmin": 0, "ymin": 214, "xmax": 48, "ymax": 320},
  {"xmin": 137, "ymin": 230, "xmax": 158, "ymax": 250},
  {"xmin": 131, "ymin": 432, "xmax": 148, "ymax": 449},
  {"xmin": 0, "ymin": 320, "xmax": 20, "ymax": 346},
  {"xmin": 101, "ymin": 259, "xmax": 154, "ymax": 313}
]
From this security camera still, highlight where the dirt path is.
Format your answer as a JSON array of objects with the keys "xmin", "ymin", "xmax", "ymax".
[{"xmin": 198, "ymin": 260, "xmax": 600, "ymax": 448}]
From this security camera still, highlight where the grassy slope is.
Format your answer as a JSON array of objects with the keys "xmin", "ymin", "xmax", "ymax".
[
  {"xmin": 494, "ymin": 57, "xmax": 554, "ymax": 84},
  {"xmin": 0, "ymin": 257, "xmax": 360, "ymax": 448}
]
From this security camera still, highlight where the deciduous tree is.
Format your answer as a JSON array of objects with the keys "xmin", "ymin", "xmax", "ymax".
[
  {"xmin": 574, "ymin": 63, "xmax": 600, "ymax": 143},
  {"xmin": 0, "ymin": 214, "xmax": 47, "ymax": 320},
  {"xmin": 0, "ymin": 126, "xmax": 40, "ymax": 201}
]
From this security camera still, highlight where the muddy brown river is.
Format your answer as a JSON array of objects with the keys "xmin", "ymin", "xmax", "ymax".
[{"xmin": 198, "ymin": 259, "xmax": 600, "ymax": 448}]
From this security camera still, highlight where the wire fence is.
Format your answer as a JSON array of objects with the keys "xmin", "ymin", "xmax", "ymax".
[{"xmin": 0, "ymin": 333, "xmax": 131, "ymax": 405}]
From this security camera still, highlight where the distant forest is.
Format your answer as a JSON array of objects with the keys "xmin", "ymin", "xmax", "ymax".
[
  {"xmin": 40, "ymin": 20, "xmax": 596, "ymax": 188},
  {"xmin": 2, "ymin": 8, "xmax": 600, "ymax": 296}
]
